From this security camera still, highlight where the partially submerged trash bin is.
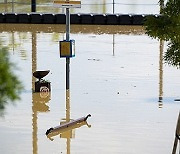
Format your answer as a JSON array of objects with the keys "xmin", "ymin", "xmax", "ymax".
[{"xmin": 33, "ymin": 70, "xmax": 51, "ymax": 92}]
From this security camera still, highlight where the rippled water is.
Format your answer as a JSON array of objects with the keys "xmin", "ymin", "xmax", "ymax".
[{"xmin": 0, "ymin": 24, "xmax": 179, "ymax": 154}]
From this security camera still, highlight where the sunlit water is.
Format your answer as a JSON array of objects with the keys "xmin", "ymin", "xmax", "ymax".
[
  {"xmin": 0, "ymin": 24, "xmax": 180, "ymax": 154},
  {"xmin": 0, "ymin": 0, "xmax": 165, "ymax": 14}
]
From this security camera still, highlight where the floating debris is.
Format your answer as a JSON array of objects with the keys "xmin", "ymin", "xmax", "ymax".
[
  {"xmin": 46, "ymin": 114, "xmax": 91, "ymax": 136},
  {"xmin": 88, "ymin": 58, "xmax": 100, "ymax": 61}
]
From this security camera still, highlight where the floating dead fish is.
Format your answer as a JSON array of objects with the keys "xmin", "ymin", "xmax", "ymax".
[{"xmin": 46, "ymin": 114, "xmax": 91, "ymax": 136}]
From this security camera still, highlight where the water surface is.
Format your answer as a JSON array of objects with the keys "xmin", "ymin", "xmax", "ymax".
[
  {"xmin": 0, "ymin": 0, "xmax": 161, "ymax": 14},
  {"xmin": 0, "ymin": 24, "xmax": 179, "ymax": 154}
]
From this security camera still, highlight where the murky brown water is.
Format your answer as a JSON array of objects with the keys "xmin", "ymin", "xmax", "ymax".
[{"xmin": 0, "ymin": 24, "xmax": 180, "ymax": 154}]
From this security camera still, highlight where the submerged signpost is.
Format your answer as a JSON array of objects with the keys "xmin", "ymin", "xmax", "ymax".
[
  {"xmin": 53, "ymin": 0, "xmax": 81, "ymax": 104},
  {"xmin": 52, "ymin": 0, "xmax": 83, "ymax": 134},
  {"xmin": 47, "ymin": 1, "xmax": 91, "ymax": 143}
]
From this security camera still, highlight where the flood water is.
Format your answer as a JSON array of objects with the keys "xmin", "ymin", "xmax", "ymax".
[
  {"xmin": 0, "ymin": 24, "xmax": 180, "ymax": 154},
  {"xmin": 0, "ymin": 0, "xmax": 162, "ymax": 14}
]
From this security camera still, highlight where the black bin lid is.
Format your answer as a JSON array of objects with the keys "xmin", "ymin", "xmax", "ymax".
[{"xmin": 33, "ymin": 70, "xmax": 50, "ymax": 80}]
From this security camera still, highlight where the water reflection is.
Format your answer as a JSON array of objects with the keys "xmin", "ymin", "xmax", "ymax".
[
  {"xmin": 47, "ymin": 120, "xmax": 90, "ymax": 140},
  {"xmin": 145, "ymin": 0, "xmax": 180, "ymax": 68},
  {"xmin": 46, "ymin": 89, "xmax": 91, "ymax": 154},
  {"xmin": 32, "ymin": 92, "xmax": 50, "ymax": 154},
  {"xmin": 158, "ymin": 40, "xmax": 164, "ymax": 108},
  {"xmin": 1, "ymin": 23, "xmax": 179, "ymax": 153},
  {"xmin": 29, "ymin": 25, "xmax": 90, "ymax": 153},
  {"xmin": 31, "ymin": 31, "xmax": 51, "ymax": 154},
  {"xmin": 32, "ymin": 32, "xmax": 37, "ymax": 91}
]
